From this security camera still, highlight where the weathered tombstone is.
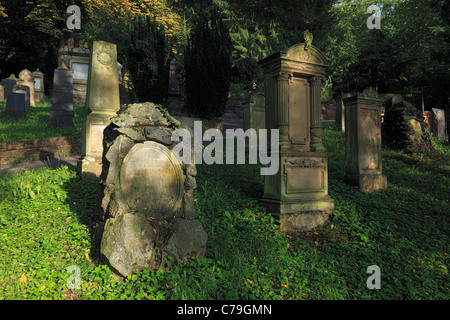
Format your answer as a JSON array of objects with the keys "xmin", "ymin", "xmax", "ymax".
[
  {"xmin": 100, "ymin": 102, "xmax": 207, "ymax": 277},
  {"xmin": 17, "ymin": 69, "xmax": 35, "ymax": 107},
  {"xmin": 343, "ymin": 89, "xmax": 387, "ymax": 193},
  {"xmin": 4, "ymin": 93, "xmax": 26, "ymax": 119},
  {"xmin": 431, "ymin": 108, "xmax": 447, "ymax": 140},
  {"xmin": 166, "ymin": 60, "xmax": 182, "ymax": 115},
  {"xmin": 78, "ymin": 41, "xmax": 120, "ymax": 180},
  {"xmin": 0, "ymin": 85, "xmax": 4, "ymax": 101},
  {"xmin": 383, "ymin": 94, "xmax": 434, "ymax": 151},
  {"xmin": 12, "ymin": 85, "xmax": 30, "ymax": 109},
  {"xmin": 1, "ymin": 78, "xmax": 16, "ymax": 98},
  {"xmin": 242, "ymin": 92, "xmax": 265, "ymax": 132},
  {"xmin": 257, "ymin": 31, "xmax": 335, "ymax": 232},
  {"xmin": 32, "ymin": 69, "xmax": 45, "ymax": 102},
  {"xmin": 50, "ymin": 68, "xmax": 74, "ymax": 127}
]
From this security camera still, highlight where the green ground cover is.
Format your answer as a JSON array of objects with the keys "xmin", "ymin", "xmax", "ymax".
[
  {"xmin": 0, "ymin": 124, "xmax": 448, "ymax": 300},
  {"xmin": 0, "ymin": 99, "xmax": 86, "ymax": 143}
]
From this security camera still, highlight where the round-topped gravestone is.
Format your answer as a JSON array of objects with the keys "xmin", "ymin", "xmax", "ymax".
[{"xmin": 119, "ymin": 141, "xmax": 184, "ymax": 219}]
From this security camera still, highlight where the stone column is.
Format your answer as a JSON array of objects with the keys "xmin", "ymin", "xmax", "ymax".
[
  {"xmin": 276, "ymin": 73, "xmax": 290, "ymax": 146},
  {"xmin": 309, "ymin": 77, "xmax": 324, "ymax": 151}
]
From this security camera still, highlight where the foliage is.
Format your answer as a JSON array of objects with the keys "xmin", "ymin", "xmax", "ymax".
[
  {"xmin": 0, "ymin": 125, "xmax": 448, "ymax": 300},
  {"xmin": 184, "ymin": 4, "xmax": 232, "ymax": 119}
]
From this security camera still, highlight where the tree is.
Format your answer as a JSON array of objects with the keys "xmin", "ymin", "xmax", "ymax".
[{"xmin": 184, "ymin": 4, "xmax": 232, "ymax": 119}]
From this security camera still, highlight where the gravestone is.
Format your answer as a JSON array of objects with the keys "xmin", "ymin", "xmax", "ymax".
[
  {"xmin": 382, "ymin": 94, "xmax": 434, "ymax": 151},
  {"xmin": 166, "ymin": 60, "xmax": 182, "ymax": 115},
  {"xmin": 334, "ymin": 93, "xmax": 353, "ymax": 132},
  {"xmin": 4, "ymin": 93, "xmax": 26, "ymax": 119},
  {"xmin": 78, "ymin": 41, "xmax": 120, "ymax": 180},
  {"xmin": 100, "ymin": 102, "xmax": 207, "ymax": 277},
  {"xmin": 50, "ymin": 68, "xmax": 74, "ymax": 127},
  {"xmin": 17, "ymin": 69, "xmax": 35, "ymax": 107},
  {"xmin": 12, "ymin": 85, "xmax": 30, "ymax": 109},
  {"xmin": 258, "ymin": 31, "xmax": 334, "ymax": 232},
  {"xmin": 0, "ymin": 85, "xmax": 4, "ymax": 101},
  {"xmin": 343, "ymin": 91, "xmax": 387, "ymax": 193},
  {"xmin": 1, "ymin": 78, "xmax": 16, "ymax": 98},
  {"xmin": 33, "ymin": 69, "xmax": 45, "ymax": 102},
  {"xmin": 431, "ymin": 108, "xmax": 447, "ymax": 140},
  {"xmin": 242, "ymin": 92, "xmax": 265, "ymax": 132}
]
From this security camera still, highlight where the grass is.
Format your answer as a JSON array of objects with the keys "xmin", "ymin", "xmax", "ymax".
[
  {"xmin": 0, "ymin": 99, "xmax": 86, "ymax": 143},
  {"xmin": 0, "ymin": 124, "xmax": 448, "ymax": 300}
]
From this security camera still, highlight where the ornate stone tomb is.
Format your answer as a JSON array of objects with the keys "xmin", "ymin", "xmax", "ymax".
[{"xmin": 257, "ymin": 31, "xmax": 335, "ymax": 232}]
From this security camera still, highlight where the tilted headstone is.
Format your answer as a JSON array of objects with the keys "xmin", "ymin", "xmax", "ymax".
[
  {"xmin": 343, "ymin": 91, "xmax": 387, "ymax": 193},
  {"xmin": 12, "ymin": 85, "xmax": 30, "ymax": 109},
  {"xmin": 257, "ymin": 30, "xmax": 334, "ymax": 232},
  {"xmin": 1, "ymin": 78, "xmax": 16, "ymax": 98},
  {"xmin": 431, "ymin": 108, "xmax": 447, "ymax": 139},
  {"xmin": 33, "ymin": 69, "xmax": 45, "ymax": 102},
  {"xmin": 99, "ymin": 102, "xmax": 207, "ymax": 277},
  {"xmin": 4, "ymin": 93, "xmax": 26, "ymax": 119},
  {"xmin": 78, "ymin": 41, "xmax": 120, "ymax": 180},
  {"xmin": 50, "ymin": 68, "xmax": 74, "ymax": 127},
  {"xmin": 17, "ymin": 69, "xmax": 35, "ymax": 107}
]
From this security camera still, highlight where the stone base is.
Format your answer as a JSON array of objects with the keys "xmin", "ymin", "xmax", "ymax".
[
  {"xmin": 345, "ymin": 173, "xmax": 387, "ymax": 193},
  {"xmin": 77, "ymin": 156, "xmax": 102, "ymax": 180},
  {"xmin": 261, "ymin": 196, "xmax": 334, "ymax": 232}
]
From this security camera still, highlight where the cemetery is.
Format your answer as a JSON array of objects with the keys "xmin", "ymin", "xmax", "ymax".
[{"xmin": 0, "ymin": 1, "xmax": 449, "ymax": 302}]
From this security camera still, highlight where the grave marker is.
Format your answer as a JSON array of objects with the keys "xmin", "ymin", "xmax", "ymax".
[
  {"xmin": 12, "ymin": 85, "xmax": 30, "ymax": 109},
  {"xmin": 4, "ymin": 93, "xmax": 26, "ymax": 119},
  {"xmin": 50, "ymin": 68, "xmax": 74, "ymax": 127},
  {"xmin": 33, "ymin": 69, "xmax": 45, "ymax": 102},
  {"xmin": 258, "ymin": 31, "xmax": 335, "ymax": 232},
  {"xmin": 78, "ymin": 41, "xmax": 120, "ymax": 180},
  {"xmin": 1, "ymin": 78, "xmax": 16, "ymax": 98},
  {"xmin": 343, "ymin": 92, "xmax": 387, "ymax": 193},
  {"xmin": 17, "ymin": 69, "xmax": 35, "ymax": 106}
]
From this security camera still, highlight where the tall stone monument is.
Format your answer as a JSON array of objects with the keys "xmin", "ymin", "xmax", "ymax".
[
  {"xmin": 1, "ymin": 78, "xmax": 16, "ymax": 99},
  {"xmin": 50, "ymin": 68, "xmax": 74, "ymax": 127},
  {"xmin": 242, "ymin": 92, "xmax": 265, "ymax": 132},
  {"xmin": 343, "ymin": 90, "xmax": 387, "ymax": 193},
  {"xmin": 78, "ymin": 41, "xmax": 120, "ymax": 180},
  {"xmin": 258, "ymin": 31, "xmax": 335, "ymax": 232}
]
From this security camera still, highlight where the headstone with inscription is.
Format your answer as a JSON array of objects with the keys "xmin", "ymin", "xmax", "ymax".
[
  {"xmin": 12, "ymin": 85, "xmax": 30, "ymax": 109},
  {"xmin": 257, "ymin": 31, "xmax": 334, "ymax": 232},
  {"xmin": 343, "ymin": 91, "xmax": 387, "ymax": 193},
  {"xmin": 33, "ymin": 69, "xmax": 45, "ymax": 102},
  {"xmin": 4, "ymin": 93, "xmax": 26, "ymax": 119},
  {"xmin": 78, "ymin": 41, "xmax": 120, "ymax": 180},
  {"xmin": 50, "ymin": 68, "xmax": 74, "ymax": 127}
]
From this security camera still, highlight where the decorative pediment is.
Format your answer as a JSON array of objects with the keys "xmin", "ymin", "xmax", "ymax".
[{"xmin": 284, "ymin": 43, "xmax": 328, "ymax": 67}]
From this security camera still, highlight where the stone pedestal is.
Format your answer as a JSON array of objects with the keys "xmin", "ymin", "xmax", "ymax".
[
  {"xmin": 258, "ymin": 34, "xmax": 334, "ymax": 232},
  {"xmin": 343, "ymin": 95, "xmax": 387, "ymax": 193},
  {"xmin": 78, "ymin": 41, "xmax": 120, "ymax": 180}
]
